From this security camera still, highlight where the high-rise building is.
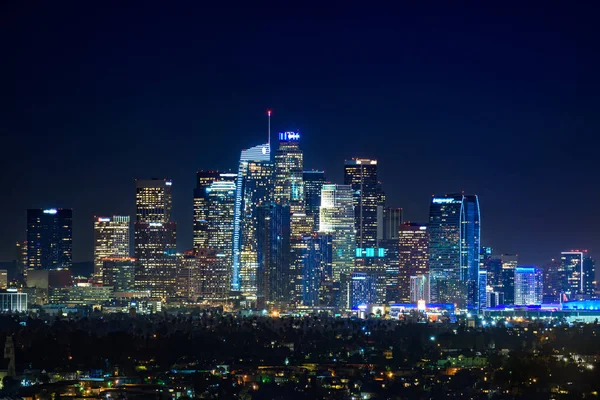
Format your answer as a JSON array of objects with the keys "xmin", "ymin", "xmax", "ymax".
[
  {"xmin": 344, "ymin": 159, "xmax": 381, "ymax": 249},
  {"xmin": 197, "ymin": 248, "xmax": 231, "ymax": 302},
  {"xmin": 319, "ymin": 184, "xmax": 355, "ymax": 309},
  {"xmin": 350, "ymin": 271, "xmax": 379, "ymax": 308},
  {"xmin": 560, "ymin": 250, "xmax": 595, "ymax": 298},
  {"xmin": 102, "ymin": 257, "xmax": 136, "ymax": 292},
  {"xmin": 0, "ymin": 270, "xmax": 7, "ymax": 289},
  {"xmin": 93, "ymin": 216, "xmax": 130, "ymax": 284},
  {"xmin": 514, "ymin": 266, "xmax": 543, "ymax": 305},
  {"xmin": 543, "ymin": 258, "xmax": 561, "ymax": 303},
  {"xmin": 232, "ymin": 142, "xmax": 274, "ymax": 300},
  {"xmin": 428, "ymin": 194, "xmax": 480, "ymax": 308},
  {"xmin": 499, "ymin": 254, "xmax": 518, "ymax": 305},
  {"xmin": 301, "ymin": 233, "xmax": 332, "ymax": 307},
  {"xmin": 193, "ymin": 171, "xmax": 236, "ymax": 250},
  {"xmin": 135, "ymin": 179, "xmax": 172, "ymax": 223},
  {"xmin": 205, "ymin": 180, "xmax": 236, "ymax": 265},
  {"xmin": 256, "ymin": 203, "xmax": 291, "ymax": 307},
  {"xmin": 303, "ymin": 170, "xmax": 326, "ymax": 229},
  {"xmin": 27, "ymin": 208, "xmax": 73, "ymax": 270},
  {"xmin": 378, "ymin": 208, "xmax": 403, "ymax": 302},
  {"xmin": 290, "ymin": 213, "xmax": 315, "ymax": 305},
  {"xmin": 398, "ymin": 223, "xmax": 429, "ymax": 303},
  {"xmin": 134, "ymin": 222, "xmax": 177, "ymax": 299},
  {"xmin": 409, "ymin": 274, "xmax": 430, "ymax": 303},
  {"xmin": 478, "ymin": 270, "xmax": 488, "ymax": 309},
  {"xmin": 274, "ymin": 132, "xmax": 304, "ymax": 212}
]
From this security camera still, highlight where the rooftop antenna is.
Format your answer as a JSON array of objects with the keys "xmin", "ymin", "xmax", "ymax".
[{"xmin": 267, "ymin": 109, "xmax": 272, "ymax": 145}]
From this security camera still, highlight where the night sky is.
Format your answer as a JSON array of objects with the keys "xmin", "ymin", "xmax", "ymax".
[{"xmin": 1, "ymin": 3, "xmax": 598, "ymax": 266}]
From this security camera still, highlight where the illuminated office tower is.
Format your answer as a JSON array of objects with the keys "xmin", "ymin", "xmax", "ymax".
[
  {"xmin": 274, "ymin": 131, "xmax": 304, "ymax": 212},
  {"xmin": 197, "ymin": 248, "xmax": 231, "ymax": 301},
  {"xmin": 543, "ymin": 258, "xmax": 561, "ymax": 302},
  {"xmin": 232, "ymin": 142, "xmax": 273, "ymax": 299},
  {"xmin": 27, "ymin": 208, "xmax": 72, "ymax": 270},
  {"xmin": 319, "ymin": 184, "xmax": 355, "ymax": 309},
  {"xmin": 193, "ymin": 171, "xmax": 220, "ymax": 249},
  {"xmin": 256, "ymin": 203, "xmax": 291, "ymax": 307},
  {"xmin": 350, "ymin": 271, "xmax": 379, "ymax": 308},
  {"xmin": 102, "ymin": 257, "xmax": 136, "ymax": 292},
  {"xmin": 205, "ymin": 180, "xmax": 236, "ymax": 266},
  {"xmin": 409, "ymin": 274, "xmax": 430, "ymax": 303},
  {"xmin": 134, "ymin": 222, "xmax": 177, "ymax": 299},
  {"xmin": 303, "ymin": 170, "xmax": 326, "ymax": 229},
  {"xmin": 135, "ymin": 178, "xmax": 172, "ymax": 223},
  {"xmin": 560, "ymin": 250, "xmax": 595, "ymax": 297},
  {"xmin": 193, "ymin": 171, "xmax": 236, "ymax": 250},
  {"xmin": 478, "ymin": 270, "xmax": 488, "ymax": 308},
  {"xmin": 344, "ymin": 159, "xmax": 381, "ymax": 249},
  {"xmin": 583, "ymin": 255, "xmax": 596, "ymax": 296},
  {"xmin": 514, "ymin": 266, "xmax": 543, "ymax": 305},
  {"xmin": 398, "ymin": 223, "xmax": 429, "ymax": 303},
  {"xmin": 302, "ymin": 233, "xmax": 333, "ymax": 307},
  {"xmin": 378, "ymin": 207, "xmax": 403, "ymax": 302},
  {"xmin": 290, "ymin": 212, "xmax": 315, "ymax": 305},
  {"xmin": 428, "ymin": 194, "xmax": 480, "ymax": 308},
  {"xmin": 93, "ymin": 216, "xmax": 130, "ymax": 284},
  {"xmin": 134, "ymin": 178, "xmax": 176, "ymax": 299},
  {"xmin": 499, "ymin": 254, "xmax": 518, "ymax": 304}
]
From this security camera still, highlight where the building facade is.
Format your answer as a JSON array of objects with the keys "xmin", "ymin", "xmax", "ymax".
[
  {"xmin": 428, "ymin": 194, "xmax": 480, "ymax": 308},
  {"xmin": 93, "ymin": 216, "xmax": 130, "ymax": 284},
  {"xmin": 274, "ymin": 132, "xmax": 304, "ymax": 212},
  {"xmin": 398, "ymin": 223, "xmax": 429, "ymax": 303},
  {"xmin": 303, "ymin": 170, "xmax": 326, "ymax": 229},
  {"xmin": 514, "ymin": 266, "xmax": 543, "ymax": 305},
  {"xmin": 26, "ymin": 208, "xmax": 73, "ymax": 270},
  {"xmin": 344, "ymin": 159, "xmax": 380, "ymax": 249}
]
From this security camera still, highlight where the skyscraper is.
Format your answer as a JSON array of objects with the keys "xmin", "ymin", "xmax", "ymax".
[
  {"xmin": 256, "ymin": 203, "xmax": 291, "ymax": 307},
  {"xmin": 319, "ymin": 184, "xmax": 355, "ymax": 309},
  {"xmin": 193, "ymin": 171, "xmax": 236, "ymax": 250},
  {"xmin": 27, "ymin": 208, "xmax": 72, "ymax": 270},
  {"xmin": 344, "ymin": 159, "xmax": 380, "ymax": 249},
  {"xmin": 232, "ymin": 142, "xmax": 273, "ymax": 299},
  {"xmin": 560, "ymin": 250, "xmax": 595, "ymax": 298},
  {"xmin": 500, "ymin": 254, "xmax": 518, "ymax": 305},
  {"xmin": 93, "ymin": 215, "xmax": 130, "ymax": 284},
  {"xmin": 102, "ymin": 257, "xmax": 136, "ymax": 292},
  {"xmin": 303, "ymin": 170, "xmax": 326, "ymax": 227},
  {"xmin": 514, "ymin": 266, "xmax": 543, "ymax": 305},
  {"xmin": 135, "ymin": 178, "xmax": 172, "ymax": 223},
  {"xmin": 289, "ymin": 212, "xmax": 315, "ymax": 305},
  {"xmin": 205, "ymin": 179, "xmax": 236, "ymax": 266},
  {"xmin": 134, "ymin": 178, "xmax": 176, "ymax": 299},
  {"xmin": 428, "ymin": 194, "xmax": 480, "ymax": 308},
  {"xmin": 196, "ymin": 248, "xmax": 231, "ymax": 302},
  {"xmin": 274, "ymin": 131, "xmax": 304, "ymax": 212},
  {"xmin": 301, "ymin": 233, "xmax": 332, "ymax": 307},
  {"xmin": 398, "ymin": 223, "xmax": 429, "ymax": 303},
  {"xmin": 410, "ymin": 274, "xmax": 430, "ymax": 303},
  {"xmin": 15, "ymin": 240, "xmax": 27, "ymax": 276},
  {"xmin": 583, "ymin": 255, "xmax": 596, "ymax": 296}
]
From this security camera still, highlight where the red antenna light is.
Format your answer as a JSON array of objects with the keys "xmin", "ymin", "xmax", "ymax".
[{"xmin": 267, "ymin": 110, "xmax": 272, "ymax": 116}]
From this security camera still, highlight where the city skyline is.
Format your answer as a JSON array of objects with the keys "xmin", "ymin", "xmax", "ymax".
[{"xmin": 1, "ymin": 3, "xmax": 597, "ymax": 267}]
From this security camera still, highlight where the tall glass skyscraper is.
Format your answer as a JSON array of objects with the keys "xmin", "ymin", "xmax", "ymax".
[
  {"xmin": 303, "ymin": 170, "xmax": 326, "ymax": 228},
  {"xmin": 27, "ymin": 208, "xmax": 73, "ymax": 270},
  {"xmin": 319, "ymin": 184, "xmax": 355, "ymax": 309},
  {"xmin": 274, "ymin": 131, "xmax": 304, "ymax": 212},
  {"xmin": 232, "ymin": 142, "xmax": 273, "ymax": 299},
  {"xmin": 560, "ymin": 250, "xmax": 595, "ymax": 298},
  {"xmin": 256, "ymin": 203, "xmax": 291, "ymax": 307},
  {"xmin": 205, "ymin": 180, "xmax": 236, "ymax": 264},
  {"xmin": 193, "ymin": 171, "xmax": 220, "ymax": 249},
  {"xmin": 301, "ymin": 233, "xmax": 332, "ymax": 307},
  {"xmin": 428, "ymin": 194, "xmax": 480, "ymax": 308},
  {"xmin": 135, "ymin": 178, "xmax": 172, "ymax": 223},
  {"xmin": 344, "ymin": 159, "xmax": 381, "ymax": 249},
  {"xmin": 93, "ymin": 215, "xmax": 130, "ymax": 284}
]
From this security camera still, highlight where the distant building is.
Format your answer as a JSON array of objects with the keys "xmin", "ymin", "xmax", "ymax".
[
  {"xmin": 49, "ymin": 286, "xmax": 113, "ymax": 306},
  {"xmin": 274, "ymin": 132, "xmax": 304, "ymax": 212},
  {"xmin": 560, "ymin": 250, "xmax": 595, "ymax": 298},
  {"xmin": 232, "ymin": 142, "xmax": 273, "ymax": 300},
  {"xmin": 301, "ymin": 233, "xmax": 332, "ymax": 307},
  {"xmin": 398, "ymin": 223, "xmax": 428, "ymax": 303},
  {"xmin": 256, "ymin": 203, "xmax": 291, "ymax": 307},
  {"xmin": 379, "ymin": 208, "xmax": 403, "ymax": 302},
  {"xmin": 303, "ymin": 170, "xmax": 326, "ymax": 229},
  {"xmin": 409, "ymin": 274, "xmax": 430, "ymax": 303},
  {"xmin": 319, "ymin": 184, "xmax": 355, "ymax": 309},
  {"xmin": 102, "ymin": 257, "xmax": 136, "ymax": 292},
  {"xmin": 0, "ymin": 291, "xmax": 27, "ymax": 313},
  {"xmin": 428, "ymin": 194, "xmax": 480, "ymax": 308},
  {"xmin": 514, "ymin": 266, "xmax": 543, "ymax": 305},
  {"xmin": 93, "ymin": 216, "xmax": 130, "ymax": 284},
  {"xmin": 14, "ymin": 240, "xmax": 27, "ymax": 276},
  {"xmin": 197, "ymin": 248, "xmax": 231, "ymax": 302},
  {"xmin": 27, "ymin": 208, "xmax": 72, "ymax": 270},
  {"xmin": 351, "ymin": 271, "xmax": 379, "ymax": 308},
  {"xmin": 134, "ymin": 222, "xmax": 177, "ymax": 299},
  {"xmin": 0, "ymin": 270, "xmax": 7, "ymax": 290},
  {"xmin": 499, "ymin": 254, "xmax": 518, "ymax": 305},
  {"xmin": 344, "ymin": 159, "xmax": 381, "ymax": 249},
  {"xmin": 135, "ymin": 178, "xmax": 172, "ymax": 223}
]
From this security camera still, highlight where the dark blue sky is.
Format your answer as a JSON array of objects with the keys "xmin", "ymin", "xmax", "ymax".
[{"xmin": 1, "ymin": 2, "xmax": 598, "ymax": 265}]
